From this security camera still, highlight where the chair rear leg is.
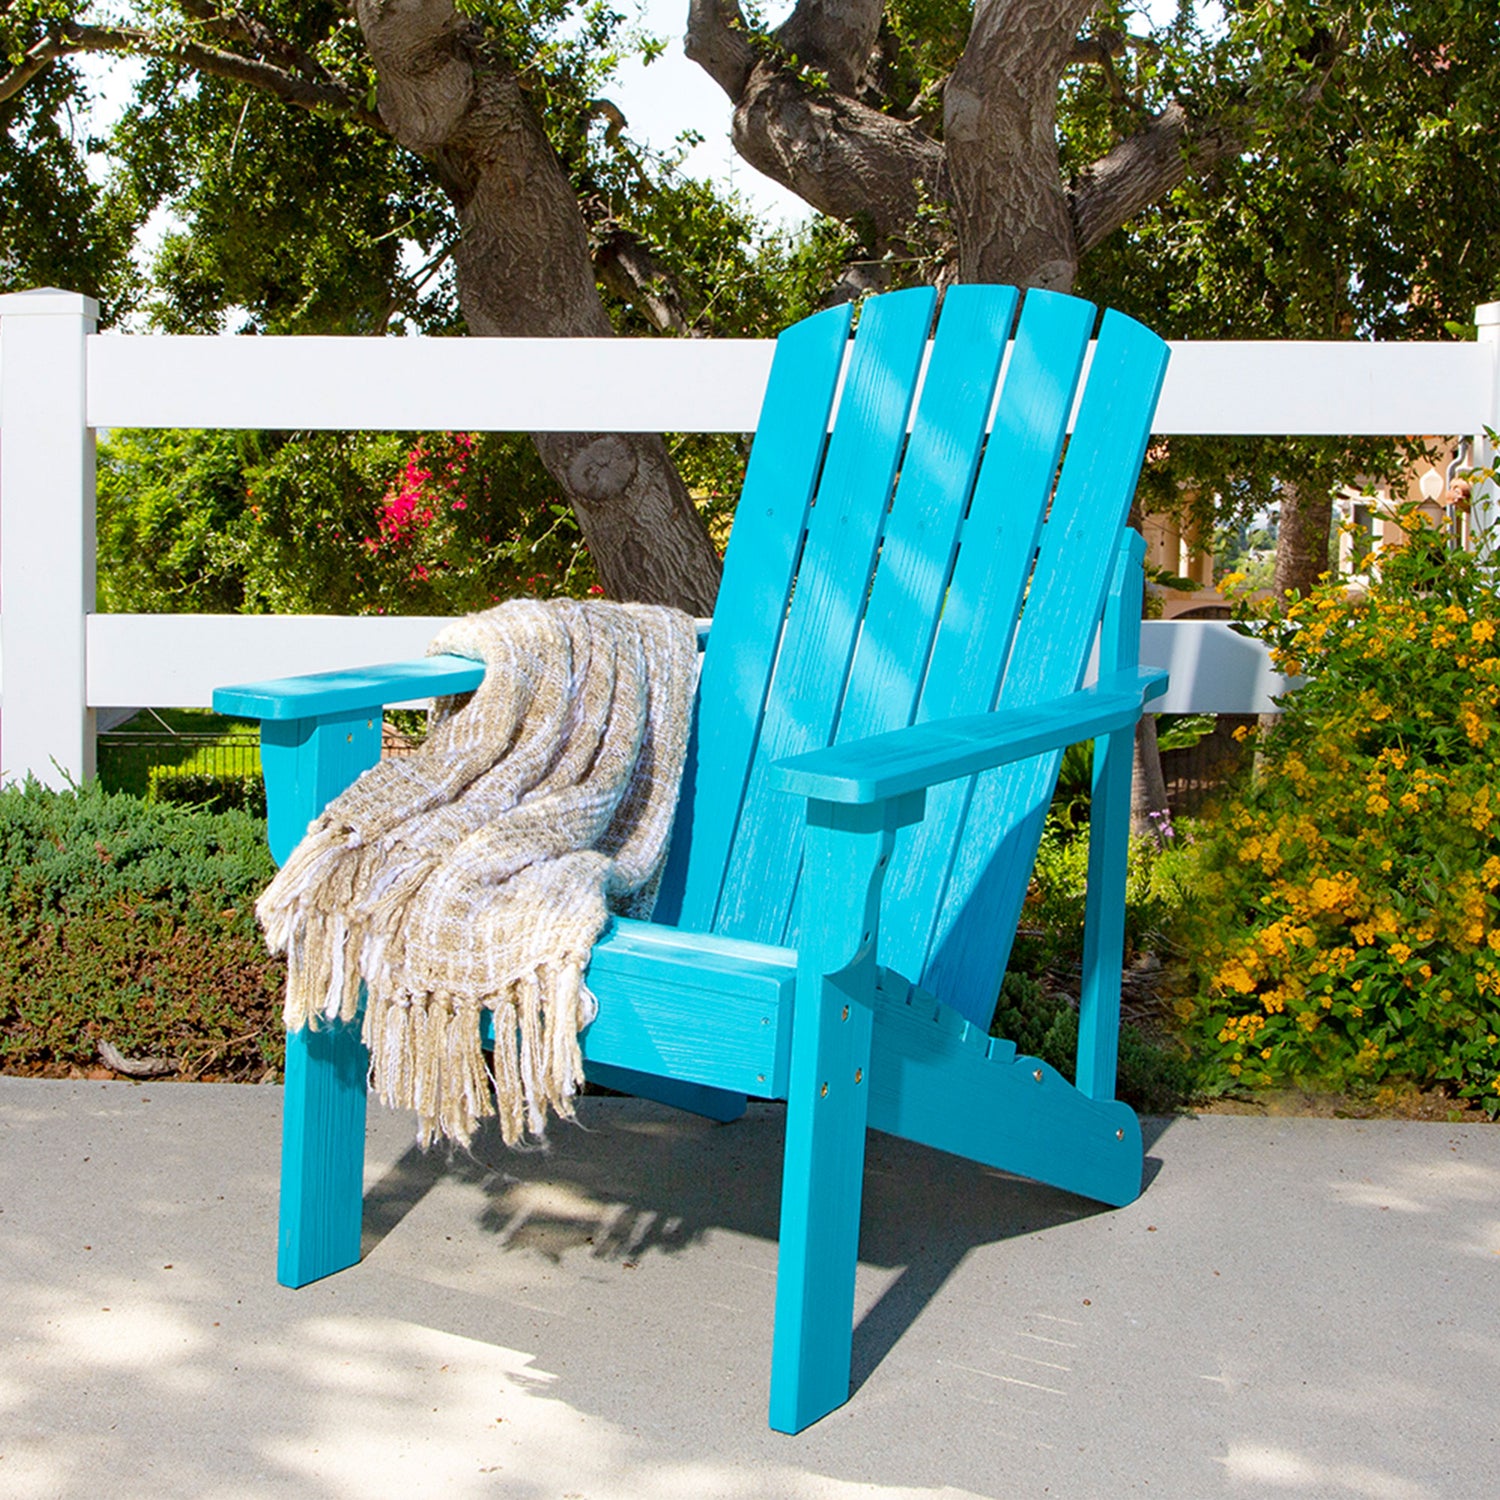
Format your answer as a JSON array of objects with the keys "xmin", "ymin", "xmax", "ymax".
[
  {"xmin": 1076, "ymin": 722, "xmax": 1133, "ymax": 1101},
  {"xmin": 278, "ymin": 1021, "xmax": 369, "ymax": 1287}
]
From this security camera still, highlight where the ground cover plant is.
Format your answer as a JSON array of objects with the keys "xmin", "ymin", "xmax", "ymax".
[
  {"xmin": 1171, "ymin": 505, "xmax": 1500, "ymax": 1112},
  {"xmin": 0, "ymin": 780, "xmax": 284, "ymax": 1080},
  {"xmin": 999, "ymin": 814, "xmax": 1199, "ymax": 1116}
]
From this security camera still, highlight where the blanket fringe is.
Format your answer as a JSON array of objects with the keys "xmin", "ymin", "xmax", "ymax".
[{"xmin": 361, "ymin": 967, "xmax": 588, "ymax": 1149}]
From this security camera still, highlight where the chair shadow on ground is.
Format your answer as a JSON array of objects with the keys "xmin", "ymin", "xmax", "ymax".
[{"xmin": 360, "ymin": 1097, "xmax": 1173, "ymax": 1401}]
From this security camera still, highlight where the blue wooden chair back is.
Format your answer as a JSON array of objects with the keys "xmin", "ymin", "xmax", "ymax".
[{"xmin": 655, "ymin": 284, "xmax": 1168, "ymax": 1029}]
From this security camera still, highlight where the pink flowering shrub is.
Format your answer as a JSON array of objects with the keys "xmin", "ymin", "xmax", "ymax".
[{"xmin": 354, "ymin": 432, "xmax": 597, "ymax": 606}]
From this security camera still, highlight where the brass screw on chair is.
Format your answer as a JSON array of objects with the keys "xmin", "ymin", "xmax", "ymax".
[{"xmin": 1033, "ymin": 1069, "xmax": 1043, "ymax": 1083}]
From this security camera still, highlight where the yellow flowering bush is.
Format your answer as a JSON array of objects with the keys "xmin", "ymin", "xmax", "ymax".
[{"xmin": 1173, "ymin": 506, "xmax": 1500, "ymax": 1110}]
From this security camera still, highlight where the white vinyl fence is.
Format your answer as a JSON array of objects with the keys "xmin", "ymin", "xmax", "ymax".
[{"xmin": 3, "ymin": 286, "xmax": 1499, "ymax": 789}]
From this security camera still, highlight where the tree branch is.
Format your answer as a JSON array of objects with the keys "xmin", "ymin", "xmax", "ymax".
[
  {"xmin": 773, "ymin": 0, "xmax": 885, "ymax": 96},
  {"xmin": 0, "ymin": 19, "xmax": 382, "ymax": 125},
  {"xmin": 1069, "ymin": 106, "xmax": 1183, "ymax": 255},
  {"xmin": 0, "ymin": 37, "xmax": 61, "ymax": 105},
  {"xmin": 1069, "ymin": 99, "xmax": 1241, "ymax": 256},
  {"xmin": 355, "ymin": 0, "xmax": 474, "ymax": 151},
  {"xmin": 179, "ymin": 1, "xmax": 343, "ymax": 96},
  {"xmin": 594, "ymin": 229, "xmax": 691, "ymax": 335},
  {"xmin": 732, "ymin": 61, "xmax": 946, "ymax": 247},
  {"xmin": 1069, "ymin": 10, "xmax": 1349, "ymax": 261},
  {"xmin": 1069, "ymin": 27, "xmax": 1159, "ymax": 67},
  {"xmin": 685, "ymin": 0, "xmax": 756, "ymax": 99}
]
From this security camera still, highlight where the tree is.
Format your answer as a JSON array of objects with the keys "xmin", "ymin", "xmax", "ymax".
[
  {"xmin": 686, "ymin": 0, "xmax": 1500, "ymax": 591},
  {"xmin": 1078, "ymin": 2, "xmax": 1500, "ymax": 593},
  {"xmin": 0, "ymin": 35, "xmax": 137, "ymax": 316},
  {"xmin": 8, "ymin": 2, "xmax": 1500, "ymax": 607},
  {"xmin": 3, "ymin": 0, "xmax": 740, "ymax": 611}
]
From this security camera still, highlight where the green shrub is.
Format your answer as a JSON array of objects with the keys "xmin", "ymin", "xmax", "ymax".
[
  {"xmin": 991, "ymin": 972, "xmax": 1196, "ymax": 1116},
  {"xmin": 1012, "ymin": 813, "xmax": 1192, "ymax": 974},
  {"xmin": 1172, "ymin": 505, "xmax": 1500, "ymax": 1110},
  {"xmin": 994, "ymin": 818, "xmax": 1197, "ymax": 1114},
  {"xmin": 148, "ymin": 767, "xmax": 268, "ymax": 817},
  {"xmin": 0, "ymin": 780, "xmax": 284, "ymax": 1079}
]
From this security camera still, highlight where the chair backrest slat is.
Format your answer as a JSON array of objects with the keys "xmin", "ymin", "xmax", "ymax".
[
  {"xmin": 653, "ymin": 303, "xmax": 853, "ymax": 930},
  {"xmin": 874, "ymin": 290, "xmax": 1096, "ymax": 998},
  {"xmin": 713, "ymin": 287, "xmax": 936, "ymax": 942},
  {"xmin": 832, "ymin": 284, "xmax": 1019, "ymax": 744},
  {"xmin": 775, "ymin": 283, "xmax": 1018, "ymax": 945},
  {"xmin": 919, "ymin": 310, "xmax": 1171, "ymax": 1019}
]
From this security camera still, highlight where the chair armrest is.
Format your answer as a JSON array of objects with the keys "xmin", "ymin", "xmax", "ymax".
[
  {"xmin": 770, "ymin": 667, "xmax": 1168, "ymax": 806},
  {"xmin": 212, "ymin": 653, "xmax": 485, "ymax": 721}
]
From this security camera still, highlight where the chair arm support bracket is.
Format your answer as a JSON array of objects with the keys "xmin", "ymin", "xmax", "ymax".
[{"xmin": 799, "ymin": 792, "xmax": 924, "ymax": 975}]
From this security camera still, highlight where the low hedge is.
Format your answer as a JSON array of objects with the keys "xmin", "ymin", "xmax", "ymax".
[
  {"xmin": 148, "ymin": 766, "xmax": 268, "ymax": 817},
  {"xmin": 0, "ymin": 779, "xmax": 285, "ymax": 1080},
  {"xmin": 0, "ymin": 778, "xmax": 1198, "ymax": 1111}
]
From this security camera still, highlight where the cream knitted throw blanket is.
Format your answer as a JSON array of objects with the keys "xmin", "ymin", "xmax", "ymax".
[{"xmin": 256, "ymin": 599, "xmax": 698, "ymax": 1149}]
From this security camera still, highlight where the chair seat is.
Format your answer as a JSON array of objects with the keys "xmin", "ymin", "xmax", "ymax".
[{"xmin": 477, "ymin": 917, "xmax": 796, "ymax": 1098}]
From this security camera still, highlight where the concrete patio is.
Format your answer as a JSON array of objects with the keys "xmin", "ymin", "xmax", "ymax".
[{"xmin": 2, "ymin": 1075, "xmax": 1496, "ymax": 1498}]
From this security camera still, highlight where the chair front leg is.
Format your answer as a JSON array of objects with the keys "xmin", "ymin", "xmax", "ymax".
[
  {"xmin": 261, "ymin": 710, "xmax": 384, "ymax": 1286},
  {"xmin": 770, "ymin": 791, "xmax": 922, "ymax": 1434},
  {"xmin": 278, "ymin": 1020, "xmax": 370, "ymax": 1286}
]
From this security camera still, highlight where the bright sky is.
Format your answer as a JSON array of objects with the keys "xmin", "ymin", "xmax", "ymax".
[{"xmin": 613, "ymin": 0, "xmax": 812, "ymax": 233}]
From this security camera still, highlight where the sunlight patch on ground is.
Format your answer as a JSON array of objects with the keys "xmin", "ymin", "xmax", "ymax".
[
  {"xmin": 1328, "ymin": 1154, "xmax": 1500, "ymax": 1215},
  {"xmin": 259, "ymin": 1315, "xmax": 981, "ymax": 1500},
  {"xmin": 1221, "ymin": 1442, "xmax": 1439, "ymax": 1499}
]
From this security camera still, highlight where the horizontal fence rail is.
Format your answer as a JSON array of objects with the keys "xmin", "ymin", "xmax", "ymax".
[
  {"xmin": 79, "ymin": 614, "xmax": 1291, "ymax": 718},
  {"xmin": 80, "ymin": 332, "xmax": 1497, "ymax": 436},
  {"xmin": 3, "ymin": 287, "xmax": 1499, "ymax": 787}
]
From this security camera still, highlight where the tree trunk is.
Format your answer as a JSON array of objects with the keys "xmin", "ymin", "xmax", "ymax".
[
  {"xmin": 944, "ymin": 0, "xmax": 1095, "ymax": 289},
  {"xmin": 356, "ymin": 0, "xmax": 722, "ymax": 615},
  {"xmin": 1272, "ymin": 482, "xmax": 1332, "ymax": 600},
  {"xmin": 687, "ymin": 0, "xmax": 1243, "ymax": 300},
  {"xmin": 1131, "ymin": 714, "xmax": 1172, "ymax": 840}
]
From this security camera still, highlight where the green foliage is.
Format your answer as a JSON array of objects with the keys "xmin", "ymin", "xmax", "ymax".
[
  {"xmin": 100, "ymin": 0, "xmax": 634, "ymax": 337},
  {"xmin": 1156, "ymin": 713, "xmax": 1217, "ymax": 754},
  {"xmin": 0, "ymin": 780, "xmax": 284, "ymax": 1079},
  {"xmin": 147, "ymin": 768, "xmax": 267, "ymax": 817},
  {"xmin": 98, "ymin": 426, "xmax": 599, "ymax": 614},
  {"xmin": 871, "ymin": 0, "xmax": 972, "ymax": 125},
  {"xmin": 0, "ymin": 52, "xmax": 142, "ymax": 322},
  {"xmin": 95, "ymin": 708, "xmax": 258, "ymax": 799},
  {"xmin": 1076, "ymin": 1, "xmax": 1500, "ymax": 540},
  {"xmin": 991, "ymin": 972, "xmax": 1197, "ymax": 1117},
  {"xmin": 1015, "ymin": 814, "xmax": 1192, "ymax": 974},
  {"xmin": 1170, "ymin": 506, "xmax": 1500, "ymax": 1111}
]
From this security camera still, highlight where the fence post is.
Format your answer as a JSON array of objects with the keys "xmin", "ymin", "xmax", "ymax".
[
  {"xmin": 0, "ymin": 288, "xmax": 98, "ymax": 788},
  {"xmin": 1473, "ymin": 301, "xmax": 1500, "ymax": 566}
]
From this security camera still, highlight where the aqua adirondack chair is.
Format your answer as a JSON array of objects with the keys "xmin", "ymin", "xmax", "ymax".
[{"xmin": 214, "ymin": 284, "xmax": 1169, "ymax": 1433}]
